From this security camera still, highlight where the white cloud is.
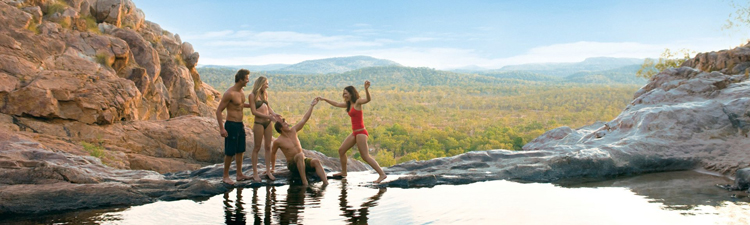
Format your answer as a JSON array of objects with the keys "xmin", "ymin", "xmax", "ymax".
[
  {"xmin": 200, "ymin": 54, "xmax": 341, "ymax": 66},
  {"xmin": 484, "ymin": 37, "xmax": 743, "ymax": 68},
  {"xmin": 187, "ymin": 30, "xmax": 386, "ymax": 50},
  {"xmin": 192, "ymin": 28, "xmax": 746, "ymax": 70}
]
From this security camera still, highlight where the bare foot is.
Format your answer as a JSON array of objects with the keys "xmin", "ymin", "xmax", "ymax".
[
  {"xmin": 222, "ymin": 177, "xmax": 235, "ymax": 185},
  {"xmin": 236, "ymin": 174, "xmax": 252, "ymax": 182},
  {"xmin": 332, "ymin": 172, "xmax": 347, "ymax": 178},
  {"xmin": 267, "ymin": 173, "xmax": 276, "ymax": 180},
  {"xmin": 373, "ymin": 174, "xmax": 387, "ymax": 183},
  {"xmin": 252, "ymin": 174, "xmax": 262, "ymax": 182}
]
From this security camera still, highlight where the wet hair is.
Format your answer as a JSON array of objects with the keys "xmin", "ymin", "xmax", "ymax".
[
  {"xmin": 344, "ymin": 86, "xmax": 359, "ymax": 112},
  {"xmin": 274, "ymin": 121, "xmax": 283, "ymax": 133},
  {"xmin": 234, "ymin": 69, "xmax": 250, "ymax": 83}
]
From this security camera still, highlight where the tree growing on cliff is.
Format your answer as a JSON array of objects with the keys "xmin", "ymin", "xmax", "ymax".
[
  {"xmin": 723, "ymin": 0, "xmax": 750, "ymax": 31},
  {"xmin": 636, "ymin": 48, "xmax": 694, "ymax": 79}
]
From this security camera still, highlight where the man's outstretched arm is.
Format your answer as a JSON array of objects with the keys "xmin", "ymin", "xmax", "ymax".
[{"xmin": 293, "ymin": 98, "xmax": 318, "ymax": 132}]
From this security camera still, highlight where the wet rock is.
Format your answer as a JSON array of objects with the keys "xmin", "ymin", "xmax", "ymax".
[
  {"xmin": 0, "ymin": 127, "xmax": 368, "ymax": 215},
  {"xmin": 734, "ymin": 168, "xmax": 750, "ymax": 191}
]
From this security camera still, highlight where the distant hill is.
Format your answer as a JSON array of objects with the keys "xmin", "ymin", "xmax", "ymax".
[
  {"xmin": 563, "ymin": 64, "xmax": 648, "ymax": 85},
  {"xmin": 198, "ymin": 66, "xmax": 537, "ymax": 91},
  {"xmin": 198, "ymin": 64, "xmax": 648, "ymax": 92},
  {"xmin": 494, "ymin": 57, "xmax": 645, "ymax": 77},
  {"xmin": 273, "ymin": 56, "xmax": 401, "ymax": 74},
  {"xmin": 478, "ymin": 71, "xmax": 562, "ymax": 82}
]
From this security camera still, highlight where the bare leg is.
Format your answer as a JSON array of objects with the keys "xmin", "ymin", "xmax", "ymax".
[
  {"xmin": 332, "ymin": 134, "xmax": 356, "ymax": 177},
  {"xmin": 251, "ymin": 123, "xmax": 264, "ymax": 182},
  {"xmin": 311, "ymin": 159, "xmax": 328, "ymax": 185},
  {"xmin": 263, "ymin": 124, "xmax": 275, "ymax": 180},
  {"xmin": 222, "ymin": 155, "xmax": 235, "ymax": 185},
  {"xmin": 356, "ymin": 134, "xmax": 386, "ymax": 183},
  {"xmin": 294, "ymin": 153, "xmax": 308, "ymax": 186},
  {"xmin": 235, "ymin": 152, "xmax": 251, "ymax": 181}
]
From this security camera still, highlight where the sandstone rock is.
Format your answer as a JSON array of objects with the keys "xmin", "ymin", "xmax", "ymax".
[
  {"xmin": 4, "ymin": 86, "xmax": 59, "ymax": 118},
  {"xmin": 0, "ymin": 113, "xmax": 19, "ymax": 131},
  {"xmin": 121, "ymin": 8, "xmax": 143, "ymax": 29},
  {"xmin": 179, "ymin": 42, "xmax": 200, "ymax": 68},
  {"xmin": 127, "ymin": 153, "xmax": 201, "ymax": 173},
  {"xmin": 93, "ymin": 0, "xmax": 123, "ymax": 26},
  {"xmin": 13, "ymin": 116, "xmax": 229, "ymax": 172},
  {"xmin": 0, "ymin": 72, "xmax": 19, "ymax": 93},
  {"xmin": 54, "ymin": 47, "xmax": 101, "ymax": 73},
  {"xmin": 161, "ymin": 59, "xmax": 200, "ymax": 117},
  {"xmin": 0, "ymin": 54, "xmax": 39, "ymax": 77},
  {"xmin": 0, "ymin": 32, "xmax": 21, "ymax": 50},
  {"xmin": 111, "ymin": 28, "xmax": 159, "ymax": 81},
  {"xmin": 0, "ymin": 2, "xmax": 32, "ymax": 30},
  {"xmin": 160, "ymin": 33, "xmax": 181, "ymax": 56},
  {"xmin": 683, "ymin": 44, "xmax": 750, "ymax": 75},
  {"xmin": 21, "ymin": 6, "xmax": 42, "ymax": 24},
  {"xmin": 97, "ymin": 21, "xmax": 115, "ymax": 34},
  {"xmin": 136, "ymin": 78, "xmax": 170, "ymax": 121},
  {"xmin": 184, "ymin": 51, "xmax": 199, "ymax": 69}
]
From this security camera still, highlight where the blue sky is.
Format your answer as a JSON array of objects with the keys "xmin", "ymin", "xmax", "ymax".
[{"xmin": 136, "ymin": 0, "xmax": 747, "ymax": 69}]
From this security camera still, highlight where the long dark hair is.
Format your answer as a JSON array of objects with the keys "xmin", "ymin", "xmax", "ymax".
[{"xmin": 344, "ymin": 86, "xmax": 359, "ymax": 112}]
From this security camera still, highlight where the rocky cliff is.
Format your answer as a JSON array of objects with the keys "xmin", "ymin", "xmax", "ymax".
[
  {"xmin": 383, "ymin": 44, "xmax": 750, "ymax": 188},
  {"xmin": 0, "ymin": 0, "xmax": 369, "ymax": 215},
  {"xmin": 0, "ymin": 0, "xmax": 227, "ymax": 172}
]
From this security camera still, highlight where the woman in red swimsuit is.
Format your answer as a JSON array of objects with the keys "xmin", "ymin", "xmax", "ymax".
[{"xmin": 319, "ymin": 80, "xmax": 387, "ymax": 183}]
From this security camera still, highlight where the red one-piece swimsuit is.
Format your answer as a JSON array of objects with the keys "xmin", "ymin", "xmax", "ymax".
[{"xmin": 349, "ymin": 106, "xmax": 368, "ymax": 136}]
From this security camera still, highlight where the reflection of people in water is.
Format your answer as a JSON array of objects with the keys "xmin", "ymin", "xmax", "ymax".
[
  {"xmin": 277, "ymin": 185, "xmax": 327, "ymax": 225},
  {"xmin": 264, "ymin": 186, "xmax": 276, "ymax": 225},
  {"xmin": 250, "ymin": 187, "xmax": 262, "ymax": 225},
  {"xmin": 278, "ymin": 185, "xmax": 307, "ymax": 224},
  {"xmin": 223, "ymin": 187, "xmax": 247, "ymax": 225},
  {"xmin": 245, "ymin": 186, "xmax": 277, "ymax": 225},
  {"xmin": 338, "ymin": 179, "xmax": 387, "ymax": 224}
]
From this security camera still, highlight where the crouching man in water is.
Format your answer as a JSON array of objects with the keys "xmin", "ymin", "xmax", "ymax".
[{"xmin": 270, "ymin": 98, "xmax": 329, "ymax": 186}]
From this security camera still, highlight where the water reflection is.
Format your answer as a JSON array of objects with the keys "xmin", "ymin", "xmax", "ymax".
[
  {"xmin": 558, "ymin": 171, "xmax": 744, "ymax": 211},
  {"xmin": 7, "ymin": 171, "xmax": 748, "ymax": 224},
  {"xmin": 223, "ymin": 187, "xmax": 247, "ymax": 224},
  {"xmin": 220, "ymin": 179, "xmax": 387, "ymax": 225},
  {"xmin": 338, "ymin": 179, "xmax": 387, "ymax": 224}
]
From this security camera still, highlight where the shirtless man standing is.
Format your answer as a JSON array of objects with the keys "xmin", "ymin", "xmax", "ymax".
[
  {"xmin": 216, "ymin": 69, "xmax": 253, "ymax": 185},
  {"xmin": 270, "ymin": 98, "xmax": 328, "ymax": 186}
]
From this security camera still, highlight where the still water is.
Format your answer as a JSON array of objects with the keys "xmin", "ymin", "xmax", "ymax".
[{"xmin": 5, "ymin": 170, "xmax": 750, "ymax": 225}]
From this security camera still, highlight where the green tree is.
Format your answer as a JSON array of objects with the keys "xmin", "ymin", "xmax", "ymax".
[
  {"xmin": 724, "ymin": 0, "xmax": 750, "ymax": 31},
  {"xmin": 636, "ymin": 48, "xmax": 694, "ymax": 79}
]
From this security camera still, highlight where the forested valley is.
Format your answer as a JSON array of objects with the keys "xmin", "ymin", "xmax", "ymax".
[{"xmin": 199, "ymin": 66, "xmax": 644, "ymax": 167}]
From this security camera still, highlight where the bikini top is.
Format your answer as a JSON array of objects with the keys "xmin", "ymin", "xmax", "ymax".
[{"xmin": 255, "ymin": 100, "xmax": 268, "ymax": 109}]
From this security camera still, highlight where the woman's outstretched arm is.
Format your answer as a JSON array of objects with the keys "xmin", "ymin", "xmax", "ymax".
[{"xmin": 319, "ymin": 96, "xmax": 347, "ymax": 108}]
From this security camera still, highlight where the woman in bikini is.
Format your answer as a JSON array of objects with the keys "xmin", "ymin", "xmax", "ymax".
[
  {"xmin": 248, "ymin": 76, "xmax": 279, "ymax": 182},
  {"xmin": 319, "ymin": 80, "xmax": 387, "ymax": 183}
]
